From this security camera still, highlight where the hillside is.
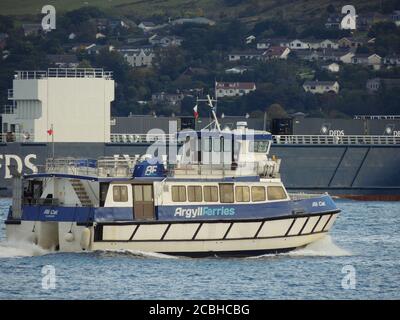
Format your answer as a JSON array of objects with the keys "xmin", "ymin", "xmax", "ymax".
[{"xmin": 0, "ymin": 0, "xmax": 387, "ymax": 23}]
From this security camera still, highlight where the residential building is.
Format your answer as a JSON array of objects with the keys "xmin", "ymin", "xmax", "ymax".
[
  {"xmin": 152, "ymin": 92, "xmax": 184, "ymax": 106},
  {"xmin": 118, "ymin": 48, "xmax": 155, "ymax": 67},
  {"xmin": 325, "ymin": 14, "xmax": 342, "ymax": 29},
  {"xmin": 225, "ymin": 66, "xmax": 249, "ymax": 74},
  {"xmin": 351, "ymin": 53, "xmax": 382, "ymax": 70},
  {"xmin": 322, "ymin": 63, "xmax": 340, "ymax": 73},
  {"xmin": 366, "ymin": 78, "xmax": 400, "ymax": 93},
  {"xmin": 383, "ymin": 54, "xmax": 400, "ymax": 67},
  {"xmin": 228, "ymin": 51, "xmax": 264, "ymax": 62},
  {"xmin": 138, "ymin": 21, "xmax": 156, "ymax": 32},
  {"xmin": 303, "ymin": 80, "xmax": 339, "ymax": 94},
  {"xmin": 264, "ymin": 46, "xmax": 291, "ymax": 60},
  {"xmin": 289, "ymin": 39, "xmax": 310, "ymax": 50},
  {"xmin": 340, "ymin": 51, "xmax": 355, "ymax": 64},
  {"xmin": 216, "ymin": 82, "xmax": 256, "ymax": 98},
  {"xmin": 22, "ymin": 23, "xmax": 42, "ymax": 36},
  {"xmin": 338, "ymin": 37, "xmax": 363, "ymax": 48},
  {"xmin": 391, "ymin": 10, "xmax": 400, "ymax": 26},
  {"xmin": 47, "ymin": 54, "xmax": 79, "ymax": 68},
  {"xmin": 171, "ymin": 17, "xmax": 215, "ymax": 26},
  {"xmin": 85, "ymin": 44, "xmax": 114, "ymax": 55},
  {"xmin": 149, "ymin": 34, "xmax": 183, "ymax": 47}
]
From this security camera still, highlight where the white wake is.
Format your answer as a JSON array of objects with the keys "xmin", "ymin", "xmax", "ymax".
[
  {"xmin": 251, "ymin": 235, "xmax": 351, "ymax": 259},
  {"xmin": 288, "ymin": 235, "xmax": 352, "ymax": 257},
  {"xmin": 0, "ymin": 240, "xmax": 49, "ymax": 258}
]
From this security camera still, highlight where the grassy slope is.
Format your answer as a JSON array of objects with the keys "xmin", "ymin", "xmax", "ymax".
[{"xmin": 0, "ymin": 0, "xmax": 382, "ymax": 21}]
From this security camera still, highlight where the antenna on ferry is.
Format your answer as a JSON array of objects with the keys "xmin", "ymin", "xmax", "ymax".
[{"xmin": 207, "ymin": 94, "xmax": 221, "ymax": 132}]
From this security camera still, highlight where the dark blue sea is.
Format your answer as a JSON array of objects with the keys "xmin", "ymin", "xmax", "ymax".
[{"xmin": 0, "ymin": 198, "xmax": 399, "ymax": 299}]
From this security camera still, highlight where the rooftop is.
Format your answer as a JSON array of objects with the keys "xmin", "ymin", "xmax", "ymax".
[{"xmin": 14, "ymin": 68, "xmax": 113, "ymax": 80}]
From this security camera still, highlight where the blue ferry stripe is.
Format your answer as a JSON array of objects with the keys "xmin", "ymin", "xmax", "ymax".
[
  {"xmin": 128, "ymin": 225, "xmax": 139, "ymax": 241},
  {"xmin": 223, "ymin": 222, "xmax": 234, "ymax": 239}
]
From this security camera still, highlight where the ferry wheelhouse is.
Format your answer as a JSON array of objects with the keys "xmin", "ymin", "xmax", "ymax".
[{"xmin": 5, "ymin": 121, "xmax": 340, "ymax": 257}]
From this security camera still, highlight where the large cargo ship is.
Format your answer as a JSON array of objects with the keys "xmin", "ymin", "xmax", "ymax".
[{"xmin": 1, "ymin": 69, "xmax": 400, "ymax": 200}]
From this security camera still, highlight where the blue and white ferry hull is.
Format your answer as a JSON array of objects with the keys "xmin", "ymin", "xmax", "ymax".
[{"xmin": 6, "ymin": 196, "xmax": 339, "ymax": 257}]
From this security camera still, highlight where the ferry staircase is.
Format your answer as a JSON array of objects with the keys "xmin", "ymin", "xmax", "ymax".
[{"xmin": 70, "ymin": 179, "xmax": 93, "ymax": 207}]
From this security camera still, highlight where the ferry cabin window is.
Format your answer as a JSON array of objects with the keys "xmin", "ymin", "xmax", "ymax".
[
  {"xmin": 251, "ymin": 186, "xmax": 266, "ymax": 202},
  {"xmin": 172, "ymin": 186, "xmax": 187, "ymax": 202},
  {"xmin": 188, "ymin": 186, "xmax": 202, "ymax": 202},
  {"xmin": 203, "ymin": 186, "xmax": 218, "ymax": 202},
  {"xmin": 236, "ymin": 186, "xmax": 250, "ymax": 202},
  {"xmin": 249, "ymin": 141, "xmax": 270, "ymax": 153},
  {"xmin": 220, "ymin": 184, "xmax": 234, "ymax": 203},
  {"xmin": 113, "ymin": 186, "xmax": 128, "ymax": 202},
  {"xmin": 267, "ymin": 186, "xmax": 287, "ymax": 200}
]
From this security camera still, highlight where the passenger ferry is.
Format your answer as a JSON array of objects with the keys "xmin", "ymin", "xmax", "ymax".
[{"xmin": 5, "ymin": 113, "xmax": 340, "ymax": 257}]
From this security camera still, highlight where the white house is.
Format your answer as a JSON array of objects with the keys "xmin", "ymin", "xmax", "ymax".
[
  {"xmin": 118, "ymin": 48, "xmax": 155, "ymax": 67},
  {"xmin": 303, "ymin": 80, "xmax": 340, "ymax": 94},
  {"xmin": 149, "ymin": 34, "xmax": 183, "ymax": 47},
  {"xmin": 339, "ymin": 51, "xmax": 355, "ymax": 64},
  {"xmin": 322, "ymin": 63, "xmax": 340, "ymax": 73},
  {"xmin": 138, "ymin": 21, "xmax": 156, "ymax": 32},
  {"xmin": 289, "ymin": 39, "xmax": 310, "ymax": 50},
  {"xmin": 228, "ymin": 51, "xmax": 264, "ymax": 62},
  {"xmin": 216, "ymin": 82, "xmax": 256, "ymax": 98},
  {"xmin": 319, "ymin": 39, "xmax": 339, "ymax": 50},
  {"xmin": 246, "ymin": 35, "xmax": 256, "ymax": 44}
]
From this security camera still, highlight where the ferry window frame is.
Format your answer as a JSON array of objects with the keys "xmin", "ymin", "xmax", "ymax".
[
  {"xmin": 267, "ymin": 186, "xmax": 287, "ymax": 201},
  {"xmin": 251, "ymin": 186, "xmax": 266, "ymax": 202},
  {"xmin": 113, "ymin": 185, "xmax": 128, "ymax": 202},
  {"xmin": 235, "ymin": 186, "xmax": 250, "ymax": 202},
  {"xmin": 203, "ymin": 186, "xmax": 218, "ymax": 202},
  {"xmin": 219, "ymin": 183, "xmax": 234, "ymax": 203},
  {"xmin": 172, "ymin": 186, "xmax": 187, "ymax": 202},
  {"xmin": 188, "ymin": 186, "xmax": 203, "ymax": 202},
  {"xmin": 249, "ymin": 140, "xmax": 270, "ymax": 153}
]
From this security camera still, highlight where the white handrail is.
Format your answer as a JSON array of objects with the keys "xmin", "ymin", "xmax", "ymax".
[{"xmin": 110, "ymin": 133, "xmax": 400, "ymax": 145}]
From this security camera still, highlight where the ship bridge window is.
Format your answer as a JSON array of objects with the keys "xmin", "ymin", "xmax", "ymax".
[
  {"xmin": 251, "ymin": 186, "xmax": 266, "ymax": 202},
  {"xmin": 267, "ymin": 186, "xmax": 287, "ymax": 201},
  {"xmin": 203, "ymin": 186, "xmax": 218, "ymax": 202},
  {"xmin": 188, "ymin": 186, "xmax": 203, "ymax": 202},
  {"xmin": 220, "ymin": 184, "xmax": 234, "ymax": 203},
  {"xmin": 113, "ymin": 185, "xmax": 128, "ymax": 202},
  {"xmin": 172, "ymin": 186, "xmax": 187, "ymax": 202},
  {"xmin": 235, "ymin": 186, "xmax": 250, "ymax": 202},
  {"xmin": 249, "ymin": 141, "xmax": 270, "ymax": 153}
]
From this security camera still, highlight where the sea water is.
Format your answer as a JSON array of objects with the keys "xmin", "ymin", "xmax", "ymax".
[{"xmin": 0, "ymin": 198, "xmax": 399, "ymax": 299}]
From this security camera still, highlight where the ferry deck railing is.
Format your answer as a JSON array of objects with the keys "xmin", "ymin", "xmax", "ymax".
[
  {"xmin": 42, "ymin": 158, "xmax": 276, "ymax": 179},
  {"xmin": 110, "ymin": 133, "xmax": 400, "ymax": 145}
]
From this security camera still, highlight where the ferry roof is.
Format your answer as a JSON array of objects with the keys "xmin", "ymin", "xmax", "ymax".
[{"xmin": 23, "ymin": 173, "xmax": 261, "ymax": 183}]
